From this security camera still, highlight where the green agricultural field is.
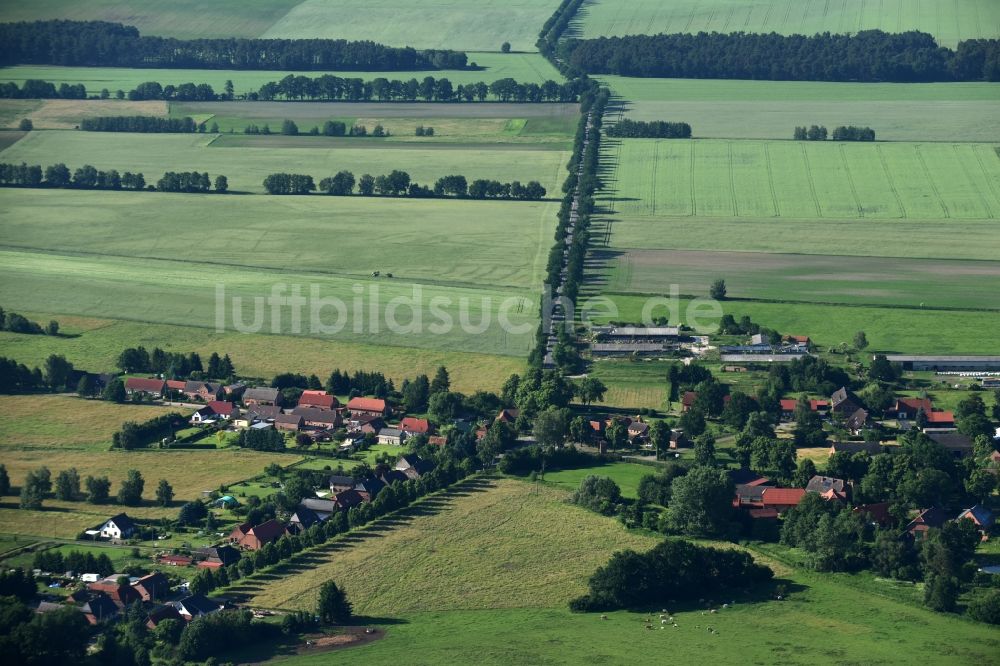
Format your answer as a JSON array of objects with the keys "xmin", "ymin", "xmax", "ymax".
[
  {"xmin": 0, "ymin": 130, "xmax": 568, "ymax": 194},
  {"xmin": 234, "ymin": 477, "xmax": 997, "ymax": 665},
  {"xmin": 600, "ymin": 249, "xmax": 1000, "ymax": 310},
  {"xmin": 599, "ymin": 295, "xmax": 1000, "ymax": 355},
  {"xmin": 576, "ymin": 0, "xmax": 1000, "ymax": 48},
  {"xmin": 612, "ymin": 100, "xmax": 1000, "ymax": 142},
  {"xmin": 600, "ymin": 77, "xmax": 1000, "ymax": 103},
  {"xmin": 0, "ymin": 0, "xmax": 303, "ymax": 39},
  {"xmin": 0, "ymin": 314, "xmax": 523, "ymax": 395},
  {"xmin": 607, "ymin": 138, "xmax": 1000, "ymax": 220},
  {"xmin": 261, "ymin": 0, "xmax": 561, "ymax": 51},
  {"xmin": 0, "ymin": 53, "xmax": 564, "ymax": 96},
  {"xmin": 601, "ymin": 216, "xmax": 1000, "ymax": 261},
  {"xmin": 0, "ymin": 189, "xmax": 554, "ymax": 358}
]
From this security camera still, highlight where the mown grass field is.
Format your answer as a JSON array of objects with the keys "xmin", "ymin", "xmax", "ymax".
[
  {"xmin": 244, "ymin": 477, "xmax": 659, "ymax": 612},
  {"xmin": 600, "ymin": 295, "xmax": 1000, "ymax": 355},
  {"xmin": 0, "ymin": 315, "xmax": 525, "ymax": 394},
  {"xmin": 600, "ymin": 248, "xmax": 1000, "ymax": 310},
  {"xmin": 539, "ymin": 462, "xmax": 656, "ymax": 499},
  {"xmin": 0, "ymin": 0, "xmax": 303, "ymax": 39},
  {"xmin": 238, "ymin": 477, "xmax": 999, "ymax": 665},
  {"xmin": 0, "ymin": 395, "xmax": 183, "ymax": 451},
  {"xmin": 608, "ymin": 138, "xmax": 1000, "ymax": 220},
  {"xmin": 0, "ymin": 130, "xmax": 569, "ymax": 194},
  {"xmin": 261, "ymin": 0, "xmax": 561, "ymax": 51},
  {"xmin": 576, "ymin": 0, "xmax": 1000, "ymax": 48},
  {"xmin": 0, "ymin": 53, "xmax": 565, "ymax": 96}
]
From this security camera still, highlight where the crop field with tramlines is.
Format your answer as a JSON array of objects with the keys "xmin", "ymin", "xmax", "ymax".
[
  {"xmin": 609, "ymin": 138, "xmax": 1000, "ymax": 220},
  {"xmin": 575, "ymin": 0, "xmax": 1000, "ymax": 48}
]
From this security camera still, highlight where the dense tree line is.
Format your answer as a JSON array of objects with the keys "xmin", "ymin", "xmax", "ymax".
[
  {"xmin": 255, "ymin": 74, "xmax": 583, "ymax": 103},
  {"xmin": 79, "ymin": 115, "xmax": 198, "ymax": 133},
  {"xmin": 832, "ymin": 125, "xmax": 876, "ymax": 141},
  {"xmin": 606, "ymin": 119, "xmax": 692, "ymax": 138},
  {"xmin": 570, "ymin": 539, "xmax": 773, "ymax": 611},
  {"xmin": 128, "ymin": 80, "xmax": 218, "ymax": 101},
  {"xmin": 113, "ymin": 414, "xmax": 188, "ymax": 450},
  {"xmin": 793, "ymin": 125, "xmax": 828, "ymax": 140},
  {"xmin": 33, "ymin": 549, "xmax": 114, "ymax": 576},
  {"xmin": 559, "ymin": 30, "xmax": 1000, "ymax": 82},
  {"xmin": 537, "ymin": 0, "xmax": 587, "ymax": 67},
  {"xmin": 272, "ymin": 170, "xmax": 547, "ymax": 199},
  {"xmin": 0, "ymin": 79, "xmax": 86, "ymax": 99},
  {"xmin": 0, "ymin": 161, "xmax": 146, "ymax": 190},
  {"xmin": 0, "ymin": 308, "xmax": 58, "ymax": 335},
  {"xmin": 157, "ymin": 171, "xmax": 215, "ymax": 193},
  {"xmin": 0, "ymin": 20, "xmax": 467, "ymax": 71},
  {"xmin": 0, "ymin": 356, "xmax": 44, "ymax": 393}
]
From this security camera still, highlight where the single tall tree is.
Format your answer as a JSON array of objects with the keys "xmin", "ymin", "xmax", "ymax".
[{"xmin": 317, "ymin": 580, "xmax": 352, "ymax": 624}]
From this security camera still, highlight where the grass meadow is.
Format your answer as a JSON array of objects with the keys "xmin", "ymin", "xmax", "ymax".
[
  {"xmin": 0, "ymin": 130, "xmax": 569, "ymax": 194},
  {"xmin": 232, "ymin": 477, "xmax": 999, "ymax": 665},
  {"xmin": 575, "ymin": 0, "xmax": 1000, "ymax": 48},
  {"xmin": 607, "ymin": 138, "xmax": 1000, "ymax": 220},
  {"xmin": 0, "ymin": 394, "xmax": 301, "ymax": 536},
  {"xmin": 539, "ymin": 462, "xmax": 656, "ymax": 499},
  {"xmin": 0, "ymin": 53, "xmax": 565, "ymax": 96}
]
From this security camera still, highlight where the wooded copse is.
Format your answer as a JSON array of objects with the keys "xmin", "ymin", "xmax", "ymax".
[
  {"xmin": 794, "ymin": 125, "xmax": 876, "ymax": 141},
  {"xmin": 0, "ymin": 20, "xmax": 467, "ymax": 71},
  {"xmin": 560, "ymin": 30, "xmax": 1000, "ymax": 82},
  {"xmin": 79, "ymin": 116, "xmax": 199, "ymax": 133},
  {"xmin": 570, "ymin": 539, "xmax": 773, "ymax": 611},
  {"xmin": 265, "ymin": 170, "xmax": 547, "ymax": 200},
  {"xmin": 606, "ymin": 119, "xmax": 692, "ymax": 138}
]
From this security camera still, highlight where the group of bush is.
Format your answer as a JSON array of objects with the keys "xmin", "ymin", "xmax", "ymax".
[{"xmin": 794, "ymin": 125, "xmax": 876, "ymax": 141}]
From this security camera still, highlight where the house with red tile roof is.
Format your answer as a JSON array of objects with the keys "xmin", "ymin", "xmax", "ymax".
[
  {"xmin": 893, "ymin": 397, "xmax": 933, "ymax": 420},
  {"xmin": 905, "ymin": 507, "xmax": 949, "ymax": 541},
  {"xmin": 231, "ymin": 519, "xmax": 286, "ymax": 550},
  {"xmin": 760, "ymin": 488, "xmax": 806, "ymax": 512},
  {"xmin": 125, "ymin": 377, "xmax": 166, "ymax": 398},
  {"xmin": 400, "ymin": 417, "xmax": 431, "ymax": 435},
  {"xmin": 923, "ymin": 411, "xmax": 955, "ymax": 429},
  {"xmin": 347, "ymin": 397, "xmax": 389, "ymax": 417},
  {"xmin": 298, "ymin": 390, "xmax": 339, "ymax": 411}
]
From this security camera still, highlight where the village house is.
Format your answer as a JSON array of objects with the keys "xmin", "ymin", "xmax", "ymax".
[
  {"xmin": 145, "ymin": 604, "xmax": 183, "ymax": 629},
  {"xmin": 892, "ymin": 397, "xmax": 933, "ymax": 420},
  {"xmin": 292, "ymin": 406, "xmax": 341, "ymax": 429},
  {"xmin": 496, "ymin": 408, "xmax": 520, "ymax": 424},
  {"xmin": 779, "ymin": 398, "xmax": 831, "ymax": 421},
  {"xmin": 927, "ymin": 432, "xmax": 974, "ymax": 458},
  {"xmin": 97, "ymin": 513, "xmax": 136, "ymax": 541},
  {"xmin": 378, "ymin": 427, "xmax": 406, "ymax": 445},
  {"xmin": 830, "ymin": 387, "xmax": 862, "ymax": 416},
  {"xmin": 80, "ymin": 595, "xmax": 120, "ymax": 624},
  {"xmin": 88, "ymin": 576, "xmax": 141, "ymax": 607},
  {"xmin": 223, "ymin": 383, "xmax": 246, "ymax": 400},
  {"xmin": 905, "ymin": 507, "xmax": 949, "ymax": 541},
  {"xmin": 297, "ymin": 390, "xmax": 339, "ymax": 411},
  {"xmin": 355, "ymin": 415, "xmax": 387, "ymax": 434},
  {"xmin": 669, "ymin": 429, "xmax": 690, "ymax": 449},
  {"xmin": 760, "ymin": 488, "xmax": 806, "ymax": 513},
  {"xmin": 333, "ymin": 488, "xmax": 364, "ymax": 510},
  {"xmin": 193, "ymin": 545, "xmax": 241, "ymax": 568},
  {"xmin": 353, "ymin": 477, "xmax": 385, "ymax": 502},
  {"xmin": 853, "ymin": 502, "xmax": 893, "ymax": 527},
  {"xmin": 157, "ymin": 554, "xmax": 193, "ymax": 567},
  {"xmin": 232, "ymin": 412, "xmax": 259, "ymax": 429},
  {"xmin": 805, "ymin": 475, "xmax": 850, "ymax": 501},
  {"xmin": 243, "ymin": 387, "xmax": 282, "ymax": 407},
  {"xmin": 275, "ymin": 413, "xmax": 304, "ymax": 432},
  {"xmin": 400, "ymin": 417, "xmax": 431, "ymax": 435},
  {"xmin": 229, "ymin": 519, "xmax": 286, "ymax": 550},
  {"xmin": 165, "ymin": 379, "xmax": 186, "ymax": 395},
  {"xmin": 124, "ymin": 377, "xmax": 166, "ymax": 398},
  {"xmin": 627, "ymin": 420, "xmax": 649, "ymax": 440},
  {"xmin": 175, "ymin": 595, "xmax": 221, "ymax": 620},
  {"xmin": 923, "ymin": 411, "xmax": 956, "ymax": 430},
  {"xmin": 132, "ymin": 572, "xmax": 169, "ymax": 602},
  {"xmin": 329, "ymin": 475, "xmax": 355, "ymax": 493},
  {"xmin": 182, "ymin": 381, "xmax": 223, "ymax": 402},
  {"xmin": 347, "ymin": 396, "xmax": 390, "ymax": 418},
  {"xmin": 956, "ymin": 505, "xmax": 994, "ymax": 540},
  {"xmin": 844, "ymin": 408, "xmax": 871, "ymax": 436},
  {"xmin": 396, "ymin": 454, "xmax": 433, "ymax": 479}
]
